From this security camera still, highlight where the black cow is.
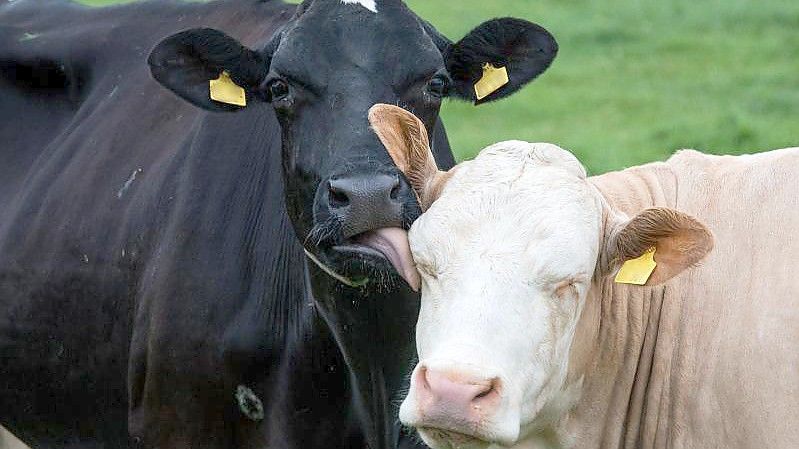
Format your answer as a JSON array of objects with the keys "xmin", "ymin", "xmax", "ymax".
[{"xmin": 0, "ymin": 0, "xmax": 557, "ymax": 448}]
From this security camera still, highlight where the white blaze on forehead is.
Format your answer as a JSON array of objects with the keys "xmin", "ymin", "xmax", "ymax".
[{"xmin": 340, "ymin": 0, "xmax": 378, "ymax": 13}]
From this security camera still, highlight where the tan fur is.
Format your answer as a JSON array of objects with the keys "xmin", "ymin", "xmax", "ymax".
[
  {"xmin": 608, "ymin": 207, "xmax": 714, "ymax": 285},
  {"xmin": 566, "ymin": 148, "xmax": 799, "ymax": 449},
  {"xmin": 368, "ymin": 104, "xmax": 453, "ymax": 210}
]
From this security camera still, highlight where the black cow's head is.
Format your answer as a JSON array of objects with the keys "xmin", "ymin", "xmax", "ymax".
[{"xmin": 148, "ymin": 0, "xmax": 556, "ymax": 447}]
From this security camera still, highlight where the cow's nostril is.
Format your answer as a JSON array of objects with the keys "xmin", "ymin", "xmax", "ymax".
[
  {"xmin": 328, "ymin": 182, "xmax": 350, "ymax": 208},
  {"xmin": 417, "ymin": 366, "xmax": 430, "ymax": 390},
  {"xmin": 420, "ymin": 369, "xmax": 501, "ymax": 409},
  {"xmin": 389, "ymin": 175, "xmax": 401, "ymax": 200},
  {"xmin": 474, "ymin": 377, "xmax": 501, "ymax": 403},
  {"xmin": 475, "ymin": 386, "xmax": 493, "ymax": 399}
]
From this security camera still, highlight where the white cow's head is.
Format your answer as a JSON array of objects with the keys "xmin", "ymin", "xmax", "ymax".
[{"xmin": 369, "ymin": 105, "xmax": 713, "ymax": 448}]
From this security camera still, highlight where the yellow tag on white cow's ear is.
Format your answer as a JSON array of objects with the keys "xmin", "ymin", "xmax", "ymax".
[
  {"xmin": 614, "ymin": 247, "xmax": 657, "ymax": 285},
  {"xmin": 209, "ymin": 71, "xmax": 246, "ymax": 107},
  {"xmin": 474, "ymin": 63, "xmax": 509, "ymax": 100}
]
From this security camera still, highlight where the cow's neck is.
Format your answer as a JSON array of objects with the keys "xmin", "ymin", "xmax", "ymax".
[{"xmin": 527, "ymin": 162, "xmax": 680, "ymax": 448}]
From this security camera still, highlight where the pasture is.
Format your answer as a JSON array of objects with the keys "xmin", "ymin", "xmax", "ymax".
[{"xmin": 79, "ymin": 0, "xmax": 799, "ymax": 173}]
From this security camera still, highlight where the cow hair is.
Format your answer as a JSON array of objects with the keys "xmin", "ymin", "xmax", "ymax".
[
  {"xmin": 368, "ymin": 104, "xmax": 458, "ymax": 211},
  {"xmin": 170, "ymin": 28, "xmax": 268, "ymax": 89},
  {"xmin": 444, "ymin": 17, "xmax": 558, "ymax": 103},
  {"xmin": 3, "ymin": 0, "xmax": 458, "ymax": 447},
  {"xmin": 291, "ymin": 0, "xmax": 314, "ymax": 19},
  {"xmin": 307, "ymin": 216, "xmax": 344, "ymax": 248},
  {"xmin": 418, "ymin": 18, "xmax": 452, "ymax": 54},
  {"xmin": 609, "ymin": 207, "xmax": 714, "ymax": 284}
]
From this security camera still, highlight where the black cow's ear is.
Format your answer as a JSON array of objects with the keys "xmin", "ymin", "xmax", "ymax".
[
  {"xmin": 444, "ymin": 18, "xmax": 557, "ymax": 104},
  {"xmin": 148, "ymin": 28, "xmax": 269, "ymax": 112}
]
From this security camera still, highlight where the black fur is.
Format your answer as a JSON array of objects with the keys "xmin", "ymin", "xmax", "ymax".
[
  {"xmin": 0, "ymin": 1, "xmax": 555, "ymax": 448},
  {"xmin": 148, "ymin": 28, "xmax": 269, "ymax": 111},
  {"xmin": 445, "ymin": 18, "xmax": 558, "ymax": 104}
]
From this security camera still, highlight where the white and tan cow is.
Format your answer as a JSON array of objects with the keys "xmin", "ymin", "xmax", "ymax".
[{"xmin": 368, "ymin": 104, "xmax": 799, "ymax": 449}]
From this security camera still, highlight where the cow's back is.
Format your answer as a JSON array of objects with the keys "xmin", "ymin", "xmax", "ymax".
[{"xmin": 662, "ymin": 148, "xmax": 799, "ymax": 448}]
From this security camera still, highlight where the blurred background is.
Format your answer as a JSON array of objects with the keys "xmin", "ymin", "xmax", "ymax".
[{"xmin": 80, "ymin": 0, "xmax": 798, "ymax": 174}]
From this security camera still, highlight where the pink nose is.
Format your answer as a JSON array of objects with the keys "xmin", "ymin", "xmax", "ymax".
[{"xmin": 414, "ymin": 367, "xmax": 501, "ymax": 429}]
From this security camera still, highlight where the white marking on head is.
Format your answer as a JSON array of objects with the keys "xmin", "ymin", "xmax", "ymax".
[{"xmin": 340, "ymin": 0, "xmax": 378, "ymax": 13}]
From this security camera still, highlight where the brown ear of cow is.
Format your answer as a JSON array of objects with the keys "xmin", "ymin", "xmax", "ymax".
[
  {"xmin": 608, "ymin": 207, "xmax": 714, "ymax": 286},
  {"xmin": 368, "ymin": 104, "xmax": 454, "ymax": 210}
]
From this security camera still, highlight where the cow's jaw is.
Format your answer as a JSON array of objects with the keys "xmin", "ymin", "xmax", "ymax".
[{"xmin": 399, "ymin": 142, "xmax": 603, "ymax": 448}]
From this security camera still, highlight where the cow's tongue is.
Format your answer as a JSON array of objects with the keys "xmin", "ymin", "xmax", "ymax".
[{"xmin": 355, "ymin": 227, "xmax": 421, "ymax": 292}]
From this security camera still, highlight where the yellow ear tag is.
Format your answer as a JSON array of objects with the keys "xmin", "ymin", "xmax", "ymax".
[
  {"xmin": 209, "ymin": 71, "xmax": 246, "ymax": 107},
  {"xmin": 474, "ymin": 63, "xmax": 509, "ymax": 100},
  {"xmin": 614, "ymin": 247, "xmax": 657, "ymax": 285}
]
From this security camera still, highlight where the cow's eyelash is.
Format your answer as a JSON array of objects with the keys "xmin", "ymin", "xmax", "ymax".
[
  {"xmin": 266, "ymin": 72, "xmax": 320, "ymax": 97},
  {"xmin": 552, "ymin": 276, "xmax": 587, "ymax": 298},
  {"xmin": 399, "ymin": 70, "xmax": 449, "ymax": 92},
  {"xmin": 553, "ymin": 281, "xmax": 576, "ymax": 298}
]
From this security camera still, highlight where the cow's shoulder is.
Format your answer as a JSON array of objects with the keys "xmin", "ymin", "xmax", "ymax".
[{"xmin": 589, "ymin": 160, "xmax": 678, "ymax": 214}]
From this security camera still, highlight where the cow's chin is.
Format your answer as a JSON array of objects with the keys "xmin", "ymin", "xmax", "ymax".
[
  {"xmin": 327, "ymin": 242, "xmax": 395, "ymax": 279},
  {"xmin": 417, "ymin": 428, "xmax": 493, "ymax": 449},
  {"xmin": 325, "ymin": 227, "xmax": 421, "ymax": 291}
]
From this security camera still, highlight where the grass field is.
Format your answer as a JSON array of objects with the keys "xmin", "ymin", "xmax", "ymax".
[{"xmin": 80, "ymin": 0, "xmax": 799, "ymax": 174}]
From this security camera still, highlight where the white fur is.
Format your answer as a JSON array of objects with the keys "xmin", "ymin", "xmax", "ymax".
[
  {"xmin": 399, "ymin": 142, "xmax": 603, "ymax": 449},
  {"xmin": 340, "ymin": 0, "xmax": 377, "ymax": 13}
]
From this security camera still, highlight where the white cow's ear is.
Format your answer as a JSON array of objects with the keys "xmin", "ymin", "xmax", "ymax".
[
  {"xmin": 603, "ymin": 207, "xmax": 714, "ymax": 286},
  {"xmin": 368, "ymin": 104, "xmax": 455, "ymax": 210}
]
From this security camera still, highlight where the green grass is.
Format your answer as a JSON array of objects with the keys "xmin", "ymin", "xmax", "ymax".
[{"xmin": 79, "ymin": 0, "xmax": 799, "ymax": 174}]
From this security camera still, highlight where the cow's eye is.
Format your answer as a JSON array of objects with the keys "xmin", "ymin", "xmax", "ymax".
[
  {"xmin": 267, "ymin": 79, "xmax": 290, "ymax": 102},
  {"xmin": 427, "ymin": 75, "xmax": 450, "ymax": 98},
  {"xmin": 554, "ymin": 280, "xmax": 578, "ymax": 299}
]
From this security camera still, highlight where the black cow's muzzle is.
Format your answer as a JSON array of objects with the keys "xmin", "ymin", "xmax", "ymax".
[
  {"xmin": 310, "ymin": 170, "xmax": 421, "ymax": 291},
  {"xmin": 326, "ymin": 172, "xmax": 403, "ymax": 237}
]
